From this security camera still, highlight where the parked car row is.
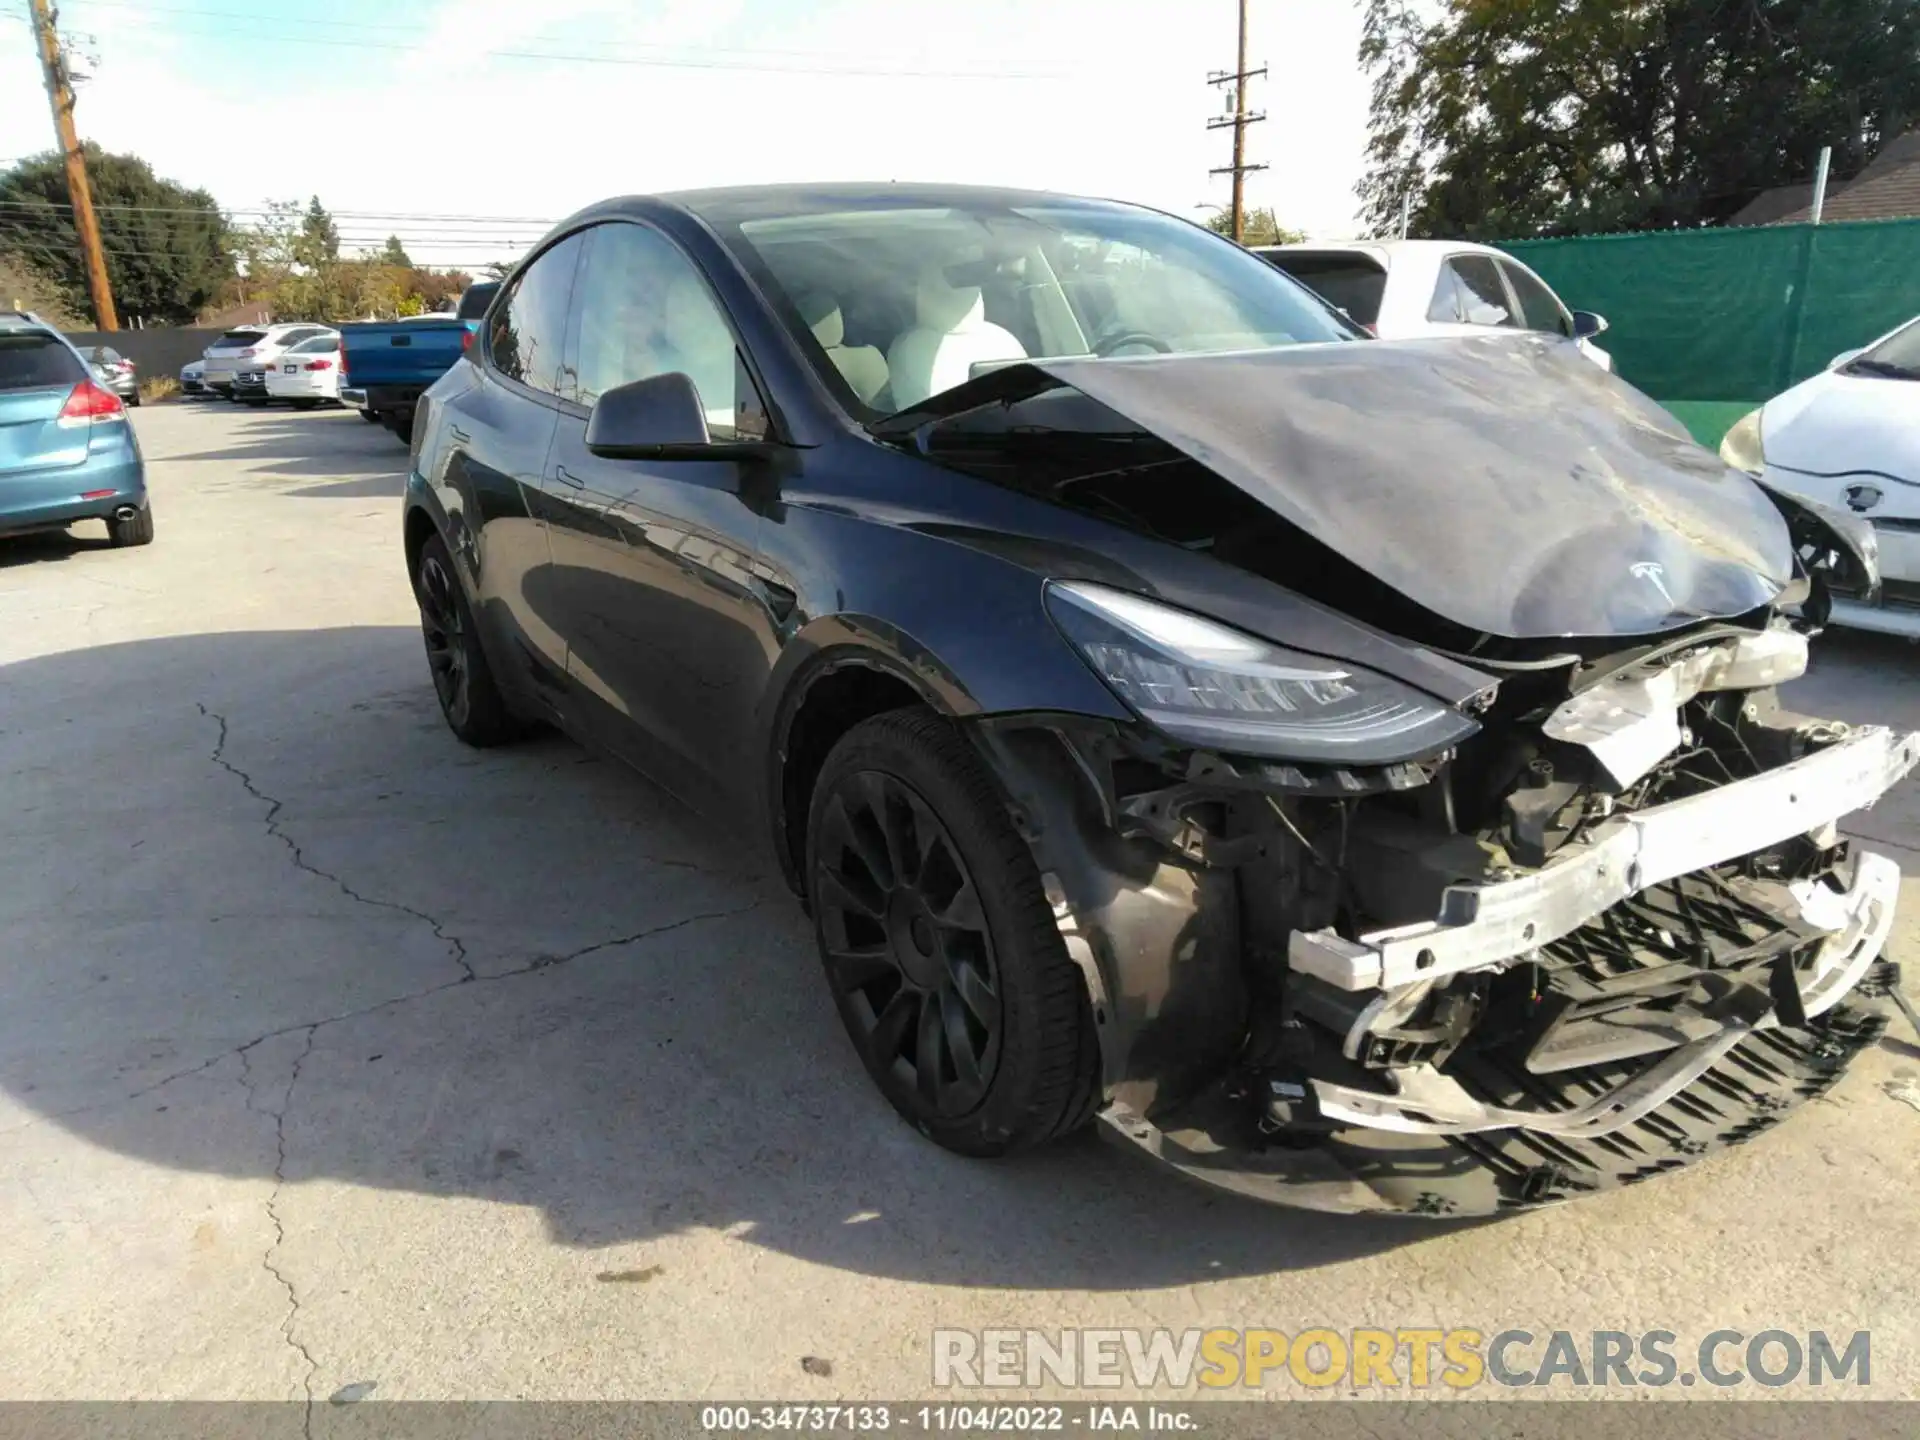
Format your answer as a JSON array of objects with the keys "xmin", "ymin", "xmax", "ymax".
[
  {"xmin": 394, "ymin": 181, "xmax": 1914, "ymax": 1218},
  {"xmin": 177, "ymin": 283, "xmax": 500, "ymax": 442}
]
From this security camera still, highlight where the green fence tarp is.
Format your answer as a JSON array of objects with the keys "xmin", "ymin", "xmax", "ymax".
[{"xmin": 1501, "ymin": 219, "xmax": 1920, "ymax": 410}]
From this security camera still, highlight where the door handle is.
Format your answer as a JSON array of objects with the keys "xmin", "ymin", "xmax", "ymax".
[
  {"xmin": 449, "ymin": 424, "xmax": 471, "ymax": 443},
  {"xmin": 551, "ymin": 464, "xmax": 584, "ymax": 489}
]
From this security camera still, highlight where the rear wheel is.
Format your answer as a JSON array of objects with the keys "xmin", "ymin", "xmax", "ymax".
[
  {"xmin": 107, "ymin": 504, "xmax": 154, "ymax": 548},
  {"xmin": 413, "ymin": 532, "xmax": 521, "ymax": 747},
  {"xmin": 126, "ymin": 390, "xmax": 141, "ymax": 408},
  {"xmin": 805, "ymin": 709, "xmax": 1098, "ymax": 1157}
]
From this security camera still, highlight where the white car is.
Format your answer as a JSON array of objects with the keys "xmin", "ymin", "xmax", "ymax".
[
  {"xmin": 264, "ymin": 333, "xmax": 342, "ymax": 408},
  {"xmin": 1721, "ymin": 314, "xmax": 1920, "ymax": 637},
  {"xmin": 1252, "ymin": 239, "xmax": 1613, "ymax": 369},
  {"xmin": 179, "ymin": 358, "xmax": 207, "ymax": 395},
  {"xmin": 199, "ymin": 322, "xmax": 337, "ymax": 395}
]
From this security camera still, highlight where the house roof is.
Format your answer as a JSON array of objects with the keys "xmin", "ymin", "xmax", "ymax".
[{"xmin": 1730, "ymin": 128, "xmax": 1920, "ymax": 226}]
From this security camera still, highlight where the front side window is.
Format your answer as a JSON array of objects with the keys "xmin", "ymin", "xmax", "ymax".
[
  {"xmin": 570, "ymin": 223, "xmax": 763, "ymax": 438},
  {"xmin": 1499, "ymin": 260, "xmax": 1571, "ymax": 335},
  {"xmin": 490, "ymin": 232, "xmax": 586, "ymax": 396},
  {"xmin": 701, "ymin": 195, "xmax": 1356, "ymax": 416},
  {"xmin": 1445, "ymin": 257, "xmax": 1518, "ymax": 328}
]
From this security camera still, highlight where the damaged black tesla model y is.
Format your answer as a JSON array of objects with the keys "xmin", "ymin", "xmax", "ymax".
[{"xmin": 401, "ymin": 183, "xmax": 1915, "ymax": 1216}]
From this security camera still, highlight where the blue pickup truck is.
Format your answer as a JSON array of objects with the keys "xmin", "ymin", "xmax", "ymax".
[{"xmin": 340, "ymin": 281, "xmax": 498, "ymax": 442}]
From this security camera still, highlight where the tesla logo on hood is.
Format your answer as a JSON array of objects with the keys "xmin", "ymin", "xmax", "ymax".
[
  {"xmin": 1846, "ymin": 483, "xmax": 1883, "ymax": 513},
  {"xmin": 1629, "ymin": 561, "xmax": 1674, "ymax": 606}
]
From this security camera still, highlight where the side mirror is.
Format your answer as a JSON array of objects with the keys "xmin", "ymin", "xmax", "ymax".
[
  {"xmin": 1830, "ymin": 348, "xmax": 1864, "ymax": 371},
  {"xmin": 1571, "ymin": 310, "xmax": 1609, "ymax": 340},
  {"xmin": 585, "ymin": 372, "xmax": 777, "ymax": 462}
]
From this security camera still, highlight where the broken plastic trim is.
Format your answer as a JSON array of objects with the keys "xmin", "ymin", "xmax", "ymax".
[
  {"xmin": 1543, "ymin": 628, "xmax": 1810, "ymax": 788},
  {"xmin": 1289, "ymin": 724, "xmax": 1920, "ymax": 992}
]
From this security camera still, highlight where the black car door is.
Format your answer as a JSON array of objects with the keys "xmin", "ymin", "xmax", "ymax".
[
  {"xmin": 540, "ymin": 220, "xmax": 780, "ymax": 816},
  {"xmin": 432, "ymin": 230, "xmax": 587, "ymax": 710}
]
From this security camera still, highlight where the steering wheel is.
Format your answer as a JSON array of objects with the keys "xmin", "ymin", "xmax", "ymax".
[{"xmin": 1091, "ymin": 329, "xmax": 1173, "ymax": 357}]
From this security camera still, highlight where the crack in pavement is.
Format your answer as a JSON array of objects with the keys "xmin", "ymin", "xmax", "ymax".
[
  {"xmin": 197, "ymin": 704, "xmax": 477, "ymax": 984},
  {"xmin": 1, "ymin": 897, "xmax": 769, "ymax": 1140},
  {"xmin": 239, "ymin": 1028, "xmax": 320, "ymax": 1433}
]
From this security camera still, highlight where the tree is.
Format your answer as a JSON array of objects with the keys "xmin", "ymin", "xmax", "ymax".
[
  {"xmin": 295, "ymin": 196, "xmax": 340, "ymax": 267},
  {"xmin": 379, "ymin": 234, "xmax": 412, "ymax": 267},
  {"xmin": 1359, "ymin": 0, "xmax": 1920, "ymax": 240},
  {"xmin": 0, "ymin": 146, "xmax": 233, "ymax": 325},
  {"xmin": 1202, "ymin": 206, "xmax": 1306, "ymax": 245}
]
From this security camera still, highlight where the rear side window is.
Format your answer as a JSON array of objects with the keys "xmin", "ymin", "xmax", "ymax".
[
  {"xmin": 1434, "ymin": 256, "xmax": 1517, "ymax": 327},
  {"xmin": 1499, "ymin": 260, "xmax": 1571, "ymax": 336},
  {"xmin": 218, "ymin": 330, "xmax": 266, "ymax": 346},
  {"xmin": 0, "ymin": 333, "xmax": 86, "ymax": 390},
  {"xmin": 1261, "ymin": 252, "xmax": 1387, "ymax": 327},
  {"xmin": 490, "ymin": 235, "xmax": 586, "ymax": 395}
]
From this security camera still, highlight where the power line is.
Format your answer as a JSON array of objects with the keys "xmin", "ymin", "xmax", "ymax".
[{"xmin": 0, "ymin": 198, "xmax": 559, "ymax": 225}]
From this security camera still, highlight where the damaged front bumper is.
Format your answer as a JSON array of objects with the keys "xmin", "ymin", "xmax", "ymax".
[
  {"xmin": 983, "ymin": 715, "xmax": 1919, "ymax": 1218},
  {"xmin": 1288, "ymin": 725, "xmax": 1919, "ymax": 994}
]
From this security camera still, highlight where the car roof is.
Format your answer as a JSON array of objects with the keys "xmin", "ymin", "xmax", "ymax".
[{"xmin": 589, "ymin": 181, "xmax": 1170, "ymax": 227}]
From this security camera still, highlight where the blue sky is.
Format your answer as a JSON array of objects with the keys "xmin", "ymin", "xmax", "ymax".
[{"xmin": 1, "ymin": 0, "xmax": 1374, "ymax": 267}]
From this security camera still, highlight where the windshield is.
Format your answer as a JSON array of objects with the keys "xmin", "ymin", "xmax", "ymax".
[
  {"xmin": 288, "ymin": 335, "xmax": 337, "ymax": 353},
  {"xmin": 1849, "ymin": 316, "xmax": 1920, "ymax": 379},
  {"xmin": 712, "ymin": 195, "xmax": 1358, "ymax": 415}
]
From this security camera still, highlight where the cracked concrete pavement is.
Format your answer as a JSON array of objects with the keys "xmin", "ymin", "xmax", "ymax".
[{"xmin": 1, "ymin": 402, "xmax": 1918, "ymax": 1402}]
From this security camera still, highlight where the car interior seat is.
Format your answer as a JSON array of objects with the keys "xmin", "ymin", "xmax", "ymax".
[
  {"xmin": 885, "ymin": 267, "xmax": 1028, "ymax": 409},
  {"xmin": 797, "ymin": 290, "xmax": 889, "ymax": 407}
]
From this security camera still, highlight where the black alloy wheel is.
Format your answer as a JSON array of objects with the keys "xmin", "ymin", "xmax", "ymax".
[
  {"xmin": 815, "ymin": 768, "xmax": 1006, "ymax": 1119},
  {"xmin": 806, "ymin": 709, "xmax": 1098, "ymax": 1156},
  {"xmin": 413, "ymin": 533, "xmax": 520, "ymax": 747}
]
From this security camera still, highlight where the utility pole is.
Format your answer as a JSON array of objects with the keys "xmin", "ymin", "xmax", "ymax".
[
  {"xmin": 27, "ymin": 0, "xmax": 117, "ymax": 330},
  {"xmin": 1207, "ymin": 0, "xmax": 1267, "ymax": 242}
]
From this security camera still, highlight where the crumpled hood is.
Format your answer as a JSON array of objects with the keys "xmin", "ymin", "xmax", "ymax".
[
  {"xmin": 1762, "ymin": 369, "xmax": 1920, "ymax": 483},
  {"xmin": 916, "ymin": 336, "xmax": 1795, "ymax": 640}
]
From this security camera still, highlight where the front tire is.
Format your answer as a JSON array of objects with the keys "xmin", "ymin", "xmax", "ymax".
[
  {"xmin": 413, "ymin": 532, "xmax": 521, "ymax": 747},
  {"xmin": 107, "ymin": 504, "xmax": 155, "ymax": 548},
  {"xmin": 805, "ymin": 709, "xmax": 1098, "ymax": 1157}
]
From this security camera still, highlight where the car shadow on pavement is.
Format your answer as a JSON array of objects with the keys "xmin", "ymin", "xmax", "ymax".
[
  {"xmin": 0, "ymin": 626, "xmax": 1474, "ymax": 1290},
  {"xmin": 0, "ymin": 529, "xmax": 113, "ymax": 569},
  {"xmin": 161, "ymin": 410, "xmax": 408, "ymax": 483}
]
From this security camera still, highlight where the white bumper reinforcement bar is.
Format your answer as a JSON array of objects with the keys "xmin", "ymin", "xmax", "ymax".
[
  {"xmin": 1309, "ymin": 847, "xmax": 1902, "ymax": 1138},
  {"xmin": 1289, "ymin": 724, "xmax": 1920, "ymax": 993}
]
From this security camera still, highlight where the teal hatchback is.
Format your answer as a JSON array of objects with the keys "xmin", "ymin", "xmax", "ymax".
[{"xmin": 0, "ymin": 313, "xmax": 152, "ymax": 548}]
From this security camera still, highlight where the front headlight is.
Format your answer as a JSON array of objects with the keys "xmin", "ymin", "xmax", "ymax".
[
  {"xmin": 1045, "ymin": 581, "xmax": 1479, "ymax": 764},
  {"xmin": 1719, "ymin": 407, "xmax": 1765, "ymax": 474}
]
